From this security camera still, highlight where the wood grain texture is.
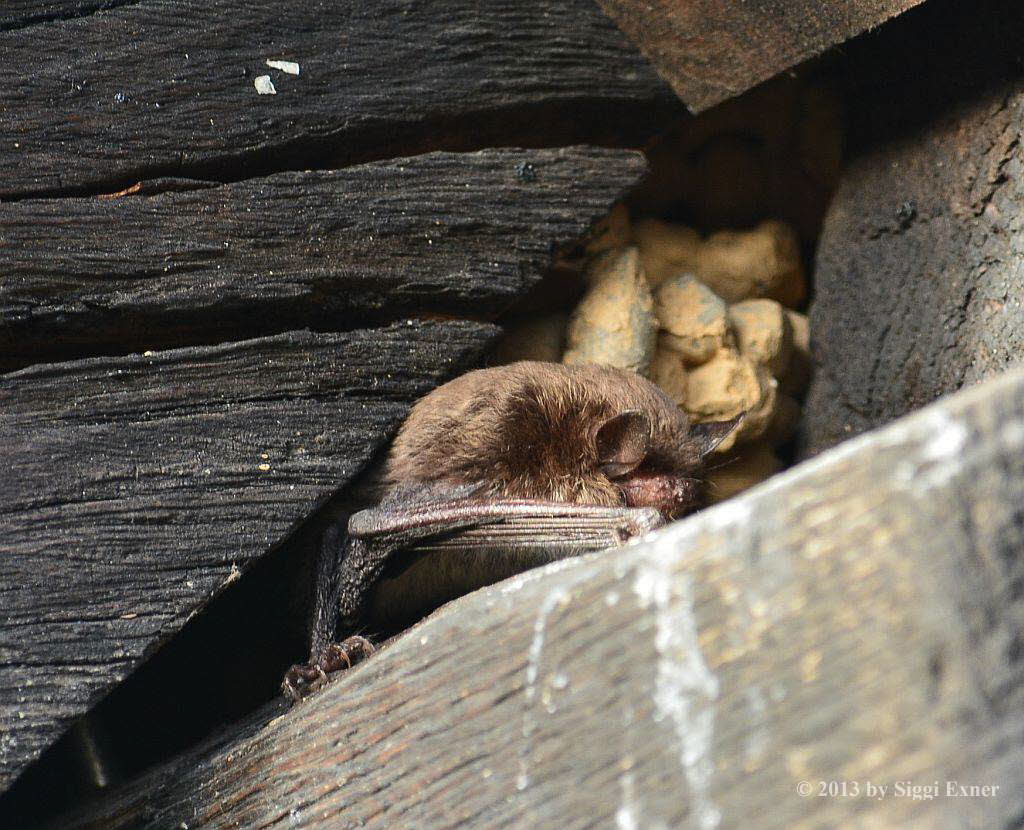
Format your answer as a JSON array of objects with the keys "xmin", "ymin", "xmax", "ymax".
[
  {"xmin": 595, "ymin": 0, "xmax": 925, "ymax": 112},
  {"xmin": 0, "ymin": 320, "xmax": 497, "ymax": 793},
  {"xmin": 800, "ymin": 0, "xmax": 1024, "ymax": 456},
  {"xmin": 0, "ymin": 147, "xmax": 645, "ymax": 370},
  {"xmin": 0, "ymin": 2, "xmax": 132, "ymax": 31},
  {"xmin": 55, "ymin": 366, "xmax": 1024, "ymax": 829},
  {"xmin": 0, "ymin": 0, "xmax": 677, "ymax": 198}
]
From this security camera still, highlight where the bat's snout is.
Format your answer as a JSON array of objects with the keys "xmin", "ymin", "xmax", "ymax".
[{"xmin": 617, "ymin": 471, "xmax": 703, "ymax": 520}]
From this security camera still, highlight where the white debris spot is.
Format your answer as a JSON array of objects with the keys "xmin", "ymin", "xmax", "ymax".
[
  {"xmin": 896, "ymin": 410, "xmax": 969, "ymax": 490},
  {"xmin": 605, "ymin": 590, "xmax": 620, "ymax": 606},
  {"xmin": 634, "ymin": 554, "xmax": 721, "ymax": 830},
  {"xmin": 921, "ymin": 410, "xmax": 968, "ymax": 463},
  {"xmin": 743, "ymin": 685, "xmax": 770, "ymax": 766},
  {"xmin": 518, "ymin": 586, "xmax": 570, "ymax": 793},
  {"xmin": 266, "ymin": 59, "xmax": 300, "ymax": 75},
  {"xmin": 254, "ymin": 75, "xmax": 276, "ymax": 95}
]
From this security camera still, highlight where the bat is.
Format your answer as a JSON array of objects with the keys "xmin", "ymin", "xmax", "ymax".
[{"xmin": 283, "ymin": 361, "xmax": 741, "ymax": 700}]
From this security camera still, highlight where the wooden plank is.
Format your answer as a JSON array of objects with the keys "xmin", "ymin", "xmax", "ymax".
[
  {"xmin": 0, "ymin": 320, "xmax": 497, "ymax": 793},
  {"xmin": 0, "ymin": 2, "xmax": 130, "ymax": 30},
  {"xmin": 0, "ymin": 147, "xmax": 645, "ymax": 371},
  {"xmin": 51, "ymin": 365, "xmax": 1024, "ymax": 829},
  {"xmin": 595, "ymin": 0, "xmax": 925, "ymax": 113},
  {"xmin": 799, "ymin": 0, "xmax": 1024, "ymax": 456},
  {"xmin": 0, "ymin": 0, "xmax": 678, "ymax": 199}
]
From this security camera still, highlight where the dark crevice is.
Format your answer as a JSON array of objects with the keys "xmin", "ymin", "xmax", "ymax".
[
  {"xmin": 1, "ymin": 96, "xmax": 680, "ymax": 203},
  {"xmin": 0, "ymin": 305, "xmax": 494, "ymax": 376},
  {"xmin": 0, "ymin": 1, "xmax": 141, "ymax": 33},
  {"xmin": 0, "ymin": 463, "xmax": 357, "ymax": 828}
]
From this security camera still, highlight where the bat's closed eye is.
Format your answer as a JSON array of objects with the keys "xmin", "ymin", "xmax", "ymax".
[{"xmin": 600, "ymin": 459, "xmax": 645, "ymax": 479}]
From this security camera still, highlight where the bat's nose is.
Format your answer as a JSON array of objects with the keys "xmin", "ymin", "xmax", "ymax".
[
  {"xmin": 619, "ymin": 472, "xmax": 703, "ymax": 519},
  {"xmin": 668, "ymin": 477, "xmax": 702, "ymax": 519}
]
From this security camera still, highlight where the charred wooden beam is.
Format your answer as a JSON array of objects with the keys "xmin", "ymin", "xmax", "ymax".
[
  {"xmin": 0, "ymin": 147, "xmax": 645, "ymax": 371},
  {"xmin": 49, "ymin": 365, "xmax": 1024, "ymax": 829},
  {"xmin": 0, "ymin": 320, "xmax": 497, "ymax": 793},
  {"xmin": 595, "ymin": 0, "xmax": 925, "ymax": 113},
  {"xmin": 800, "ymin": 0, "xmax": 1024, "ymax": 456},
  {"xmin": 0, "ymin": 0, "xmax": 678, "ymax": 199}
]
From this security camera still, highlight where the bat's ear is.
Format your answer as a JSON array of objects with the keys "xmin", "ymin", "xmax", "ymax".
[
  {"xmin": 595, "ymin": 410, "xmax": 651, "ymax": 478},
  {"xmin": 691, "ymin": 413, "xmax": 745, "ymax": 459}
]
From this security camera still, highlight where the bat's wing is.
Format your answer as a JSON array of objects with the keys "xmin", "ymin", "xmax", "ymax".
[
  {"xmin": 291, "ymin": 491, "xmax": 664, "ymax": 699},
  {"xmin": 353, "ymin": 498, "xmax": 665, "ymax": 635},
  {"xmin": 354, "ymin": 500, "xmax": 664, "ymax": 559}
]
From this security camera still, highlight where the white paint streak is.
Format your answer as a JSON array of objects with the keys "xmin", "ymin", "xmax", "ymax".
[
  {"xmin": 525, "ymin": 587, "xmax": 569, "ymax": 699},
  {"xmin": 634, "ymin": 552, "xmax": 721, "ymax": 830},
  {"xmin": 616, "ymin": 765, "xmax": 639, "ymax": 830},
  {"xmin": 518, "ymin": 586, "xmax": 569, "ymax": 793},
  {"xmin": 743, "ymin": 685, "xmax": 769, "ymax": 765}
]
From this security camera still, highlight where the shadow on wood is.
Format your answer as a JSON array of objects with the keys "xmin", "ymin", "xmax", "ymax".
[{"xmin": 0, "ymin": 321, "xmax": 497, "ymax": 793}]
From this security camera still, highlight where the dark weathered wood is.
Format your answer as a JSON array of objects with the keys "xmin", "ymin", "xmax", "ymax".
[
  {"xmin": 0, "ymin": 320, "xmax": 497, "ymax": 793},
  {"xmin": 53, "ymin": 366, "xmax": 1024, "ymax": 829},
  {"xmin": 0, "ymin": 0, "xmax": 678, "ymax": 199},
  {"xmin": 800, "ymin": 0, "xmax": 1024, "ymax": 456},
  {"xmin": 0, "ymin": 2, "xmax": 132, "ymax": 30},
  {"xmin": 0, "ymin": 147, "xmax": 645, "ymax": 370},
  {"xmin": 595, "ymin": 0, "xmax": 925, "ymax": 112}
]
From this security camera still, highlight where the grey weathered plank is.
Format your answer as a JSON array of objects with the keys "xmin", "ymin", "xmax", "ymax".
[
  {"xmin": 0, "ymin": 0, "xmax": 677, "ymax": 198},
  {"xmin": 800, "ymin": 0, "xmax": 1024, "ymax": 456},
  {"xmin": 595, "ymin": 0, "xmax": 925, "ymax": 112},
  {"xmin": 0, "ymin": 320, "xmax": 497, "ymax": 793},
  {"xmin": 54, "ymin": 364, "xmax": 1024, "ymax": 828},
  {"xmin": 0, "ymin": 147, "xmax": 645, "ymax": 370}
]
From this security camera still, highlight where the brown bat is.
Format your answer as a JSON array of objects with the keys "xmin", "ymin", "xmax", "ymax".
[{"xmin": 283, "ymin": 361, "xmax": 740, "ymax": 700}]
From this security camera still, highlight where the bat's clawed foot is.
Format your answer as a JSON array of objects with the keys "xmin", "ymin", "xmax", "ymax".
[
  {"xmin": 281, "ymin": 635, "xmax": 377, "ymax": 702},
  {"xmin": 320, "ymin": 636, "xmax": 376, "ymax": 672}
]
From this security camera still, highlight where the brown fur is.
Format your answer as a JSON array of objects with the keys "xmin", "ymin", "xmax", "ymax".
[{"xmin": 384, "ymin": 362, "xmax": 709, "ymax": 510}]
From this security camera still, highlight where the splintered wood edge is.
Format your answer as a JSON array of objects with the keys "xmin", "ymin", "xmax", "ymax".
[
  {"xmin": 58, "ymin": 368, "xmax": 1024, "ymax": 828},
  {"xmin": 0, "ymin": 146, "xmax": 647, "ymax": 370}
]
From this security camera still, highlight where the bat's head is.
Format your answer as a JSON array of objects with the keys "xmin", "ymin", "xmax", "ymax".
[
  {"xmin": 594, "ymin": 407, "xmax": 742, "ymax": 519},
  {"xmin": 386, "ymin": 361, "xmax": 742, "ymax": 519}
]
